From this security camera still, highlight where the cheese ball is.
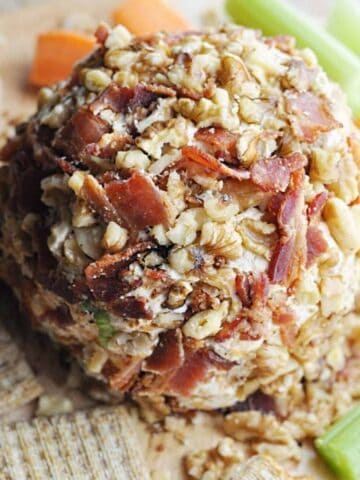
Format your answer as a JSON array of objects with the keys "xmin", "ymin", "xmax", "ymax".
[{"xmin": 1, "ymin": 25, "xmax": 360, "ymax": 428}]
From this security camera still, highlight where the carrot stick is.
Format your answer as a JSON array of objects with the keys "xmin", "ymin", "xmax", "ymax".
[
  {"xmin": 356, "ymin": 119, "xmax": 360, "ymax": 129},
  {"xmin": 30, "ymin": 30, "xmax": 96, "ymax": 87},
  {"xmin": 112, "ymin": 0, "xmax": 191, "ymax": 35}
]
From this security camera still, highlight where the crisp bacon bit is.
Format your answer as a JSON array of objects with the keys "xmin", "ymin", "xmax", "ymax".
[
  {"xmin": 268, "ymin": 236, "xmax": 295, "ymax": 284},
  {"xmin": 165, "ymin": 345, "xmax": 235, "ymax": 395},
  {"xmin": 195, "ymin": 127, "xmax": 238, "ymax": 163},
  {"xmin": 307, "ymin": 191, "xmax": 329, "ymax": 221},
  {"xmin": 273, "ymin": 306, "xmax": 297, "ymax": 325},
  {"xmin": 54, "ymin": 109, "xmax": 109, "ymax": 156},
  {"xmin": 144, "ymin": 268, "xmax": 170, "ymax": 282},
  {"xmin": 239, "ymin": 332, "xmax": 261, "ymax": 341},
  {"xmin": 105, "ymin": 171, "xmax": 169, "ymax": 229},
  {"xmin": 105, "ymin": 358, "xmax": 142, "ymax": 391},
  {"xmin": 182, "ymin": 146, "xmax": 250, "ymax": 181},
  {"xmin": 286, "ymin": 92, "xmax": 342, "ymax": 143},
  {"xmin": 81, "ymin": 175, "xmax": 121, "ymax": 224},
  {"xmin": 144, "ymin": 329, "xmax": 184, "ymax": 374},
  {"xmin": 166, "ymin": 345, "xmax": 210, "ymax": 396},
  {"xmin": 111, "ymin": 296, "xmax": 153, "ymax": 319},
  {"xmin": 128, "ymin": 85, "xmax": 160, "ymax": 110},
  {"xmin": 306, "ymin": 225, "xmax": 328, "ymax": 267},
  {"xmin": 214, "ymin": 317, "xmax": 242, "ymax": 342},
  {"xmin": 277, "ymin": 189, "xmax": 301, "ymax": 236},
  {"xmin": 83, "ymin": 133, "xmax": 133, "ymax": 159},
  {"xmin": 91, "ymin": 83, "xmax": 175, "ymax": 115},
  {"xmin": 235, "ymin": 273, "xmax": 269, "ymax": 308},
  {"xmin": 85, "ymin": 242, "xmax": 154, "ymax": 280},
  {"xmin": 269, "ymin": 171, "xmax": 307, "ymax": 285},
  {"xmin": 87, "ymin": 277, "xmax": 142, "ymax": 303},
  {"xmin": 214, "ymin": 316, "xmax": 261, "ymax": 343},
  {"xmin": 91, "ymin": 84, "xmax": 134, "ymax": 114},
  {"xmin": 94, "ymin": 23, "xmax": 110, "ymax": 44},
  {"xmin": 57, "ymin": 158, "xmax": 76, "ymax": 175},
  {"xmin": 251, "ymin": 152, "xmax": 306, "ymax": 193}
]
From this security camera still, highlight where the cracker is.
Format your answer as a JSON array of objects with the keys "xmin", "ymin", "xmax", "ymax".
[
  {"xmin": 0, "ymin": 406, "xmax": 151, "ymax": 479},
  {"xmin": 0, "ymin": 325, "xmax": 43, "ymax": 415}
]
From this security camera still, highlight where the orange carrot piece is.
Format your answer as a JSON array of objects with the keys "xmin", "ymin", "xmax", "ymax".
[
  {"xmin": 30, "ymin": 30, "xmax": 96, "ymax": 87},
  {"xmin": 355, "ymin": 119, "xmax": 360, "ymax": 129},
  {"xmin": 112, "ymin": 0, "xmax": 191, "ymax": 35}
]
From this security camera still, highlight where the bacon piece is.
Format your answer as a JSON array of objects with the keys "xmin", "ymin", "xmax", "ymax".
[
  {"xmin": 54, "ymin": 109, "xmax": 109, "ymax": 156},
  {"xmin": 195, "ymin": 127, "xmax": 238, "ymax": 163},
  {"xmin": 307, "ymin": 191, "xmax": 329, "ymax": 221},
  {"xmin": 146, "ymin": 338, "xmax": 235, "ymax": 396},
  {"xmin": 286, "ymin": 92, "xmax": 341, "ymax": 143},
  {"xmin": 57, "ymin": 158, "xmax": 76, "ymax": 175},
  {"xmin": 81, "ymin": 175, "xmax": 121, "ymax": 224},
  {"xmin": 91, "ymin": 83, "xmax": 174, "ymax": 115},
  {"xmin": 128, "ymin": 85, "xmax": 160, "ymax": 110},
  {"xmin": 182, "ymin": 146, "xmax": 250, "ymax": 181},
  {"xmin": 235, "ymin": 273, "xmax": 269, "ymax": 308},
  {"xmin": 87, "ymin": 277, "xmax": 142, "ymax": 303},
  {"xmin": 268, "ymin": 174, "xmax": 307, "ymax": 284},
  {"xmin": 214, "ymin": 317, "xmax": 242, "ymax": 342},
  {"xmin": 273, "ymin": 306, "xmax": 297, "ymax": 325},
  {"xmin": 91, "ymin": 84, "xmax": 134, "ymax": 114},
  {"xmin": 306, "ymin": 225, "xmax": 328, "ymax": 267},
  {"xmin": 83, "ymin": 133, "xmax": 133, "ymax": 160},
  {"xmin": 250, "ymin": 152, "xmax": 306, "ymax": 192},
  {"xmin": 144, "ymin": 268, "xmax": 171, "ymax": 282},
  {"xmin": 268, "ymin": 237, "xmax": 295, "ymax": 284},
  {"xmin": 94, "ymin": 23, "xmax": 110, "ymax": 44},
  {"xmin": 104, "ymin": 357, "xmax": 142, "ymax": 392},
  {"xmin": 165, "ymin": 346, "xmax": 210, "ymax": 396},
  {"xmin": 144, "ymin": 329, "xmax": 184, "ymax": 374},
  {"xmin": 85, "ymin": 241, "xmax": 154, "ymax": 280},
  {"xmin": 111, "ymin": 296, "xmax": 153, "ymax": 319},
  {"xmin": 277, "ymin": 188, "xmax": 302, "ymax": 237},
  {"xmin": 105, "ymin": 171, "xmax": 169, "ymax": 229}
]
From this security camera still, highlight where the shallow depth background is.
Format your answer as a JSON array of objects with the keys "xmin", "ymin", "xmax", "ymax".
[{"xmin": 0, "ymin": 0, "xmax": 342, "ymax": 20}]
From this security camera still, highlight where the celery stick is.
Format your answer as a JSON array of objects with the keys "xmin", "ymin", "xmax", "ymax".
[
  {"xmin": 225, "ymin": 0, "xmax": 360, "ymax": 117},
  {"xmin": 315, "ymin": 405, "xmax": 360, "ymax": 480},
  {"xmin": 327, "ymin": 0, "xmax": 360, "ymax": 57}
]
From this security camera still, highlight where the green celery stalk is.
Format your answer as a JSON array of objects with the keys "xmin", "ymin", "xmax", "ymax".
[
  {"xmin": 327, "ymin": 0, "xmax": 360, "ymax": 57},
  {"xmin": 315, "ymin": 405, "xmax": 360, "ymax": 480},
  {"xmin": 225, "ymin": 0, "xmax": 360, "ymax": 117}
]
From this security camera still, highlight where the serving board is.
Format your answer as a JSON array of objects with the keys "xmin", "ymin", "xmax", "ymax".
[{"xmin": 0, "ymin": 1, "xmax": 336, "ymax": 478}]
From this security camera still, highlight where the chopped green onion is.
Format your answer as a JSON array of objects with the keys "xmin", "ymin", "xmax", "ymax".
[
  {"xmin": 315, "ymin": 405, "xmax": 360, "ymax": 480},
  {"xmin": 82, "ymin": 301, "xmax": 115, "ymax": 346},
  {"xmin": 93, "ymin": 310, "xmax": 115, "ymax": 347},
  {"xmin": 327, "ymin": 0, "xmax": 360, "ymax": 57},
  {"xmin": 225, "ymin": 0, "xmax": 360, "ymax": 117}
]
